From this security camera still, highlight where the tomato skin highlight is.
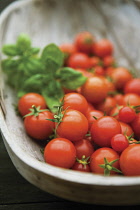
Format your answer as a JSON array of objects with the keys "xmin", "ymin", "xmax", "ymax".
[
  {"xmin": 44, "ymin": 138, "xmax": 76, "ymax": 169},
  {"xmin": 24, "ymin": 110, "xmax": 55, "ymax": 140},
  {"xmin": 18, "ymin": 93, "xmax": 47, "ymax": 116},
  {"xmin": 63, "ymin": 93, "xmax": 88, "ymax": 115},
  {"xmin": 81, "ymin": 76, "xmax": 108, "ymax": 104},
  {"xmin": 90, "ymin": 116, "xmax": 121, "ymax": 147},
  {"xmin": 120, "ymin": 144, "xmax": 140, "ymax": 176},
  {"xmin": 90, "ymin": 147, "xmax": 120, "ymax": 175},
  {"xmin": 57, "ymin": 109, "xmax": 88, "ymax": 142}
]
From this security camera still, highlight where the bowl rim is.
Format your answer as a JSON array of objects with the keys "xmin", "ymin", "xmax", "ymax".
[{"xmin": 1, "ymin": 0, "xmax": 140, "ymax": 187}]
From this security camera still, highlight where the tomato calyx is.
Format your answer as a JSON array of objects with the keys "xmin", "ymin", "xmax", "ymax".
[
  {"xmin": 76, "ymin": 155, "xmax": 90, "ymax": 167},
  {"xmin": 99, "ymin": 157, "xmax": 122, "ymax": 176},
  {"xmin": 23, "ymin": 105, "xmax": 49, "ymax": 118}
]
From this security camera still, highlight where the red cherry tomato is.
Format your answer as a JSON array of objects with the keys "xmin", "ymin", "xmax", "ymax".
[
  {"xmin": 113, "ymin": 93, "xmax": 124, "ymax": 105},
  {"xmin": 81, "ymin": 76, "xmax": 108, "ymax": 104},
  {"xmin": 90, "ymin": 116, "xmax": 121, "ymax": 147},
  {"xmin": 59, "ymin": 43, "xmax": 77, "ymax": 63},
  {"xmin": 72, "ymin": 161, "xmax": 91, "ymax": 172},
  {"xmin": 24, "ymin": 107, "xmax": 55, "ymax": 140},
  {"xmin": 103, "ymin": 55, "xmax": 115, "ymax": 67},
  {"xmin": 74, "ymin": 31, "xmax": 94, "ymax": 54},
  {"xmin": 110, "ymin": 67, "xmax": 133, "ymax": 90},
  {"xmin": 96, "ymin": 96, "xmax": 117, "ymax": 115},
  {"xmin": 89, "ymin": 56, "xmax": 102, "ymax": 67},
  {"xmin": 74, "ymin": 139, "xmax": 94, "ymax": 159},
  {"xmin": 90, "ymin": 147, "xmax": 120, "ymax": 175},
  {"xmin": 63, "ymin": 93, "xmax": 88, "ymax": 115},
  {"xmin": 66, "ymin": 52, "xmax": 90, "ymax": 69},
  {"xmin": 120, "ymin": 144, "xmax": 140, "ymax": 176},
  {"xmin": 123, "ymin": 93, "xmax": 140, "ymax": 107},
  {"xmin": 111, "ymin": 134, "xmax": 129, "ymax": 153},
  {"xmin": 56, "ymin": 109, "xmax": 88, "ymax": 142},
  {"xmin": 119, "ymin": 121, "xmax": 134, "ymax": 137},
  {"xmin": 18, "ymin": 93, "xmax": 47, "ymax": 116},
  {"xmin": 131, "ymin": 113, "xmax": 140, "ymax": 139},
  {"xmin": 92, "ymin": 39, "xmax": 113, "ymax": 58},
  {"xmin": 85, "ymin": 109, "xmax": 104, "ymax": 129},
  {"xmin": 118, "ymin": 106, "xmax": 136, "ymax": 123},
  {"xmin": 124, "ymin": 78, "xmax": 140, "ymax": 96},
  {"xmin": 44, "ymin": 138, "xmax": 76, "ymax": 169}
]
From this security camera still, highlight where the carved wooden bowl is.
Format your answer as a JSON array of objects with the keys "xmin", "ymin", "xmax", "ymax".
[{"xmin": 0, "ymin": 0, "xmax": 140, "ymax": 205}]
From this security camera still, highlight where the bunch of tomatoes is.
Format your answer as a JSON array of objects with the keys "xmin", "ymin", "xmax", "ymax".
[{"xmin": 18, "ymin": 31, "xmax": 140, "ymax": 176}]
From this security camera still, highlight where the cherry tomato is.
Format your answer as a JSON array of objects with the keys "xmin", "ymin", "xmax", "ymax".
[
  {"xmin": 18, "ymin": 93, "xmax": 47, "ymax": 116},
  {"xmin": 103, "ymin": 55, "xmax": 115, "ymax": 67},
  {"xmin": 124, "ymin": 78, "xmax": 140, "ymax": 96},
  {"xmin": 90, "ymin": 116, "xmax": 121, "ymax": 147},
  {"xmin": 24, "ymin": 106, "xmax": 55, "ymax": 140},
  {"xmin": 118, "ymin": 106, "xmax": 136, "ymax": 123},
  {"xmin": 63, "ymin": 93, "xmax": 88, "ymax": 115},
  {"xmin": 56, "ymin": 109, "xmax": 88, "ymax": 142},
  {"xmin": 74, "ymin": 139, "xmax": 94, "ymax": 159},
  {"xmin": 119, "ymin": 121, "xmax": 134, "ymax": 137},
  {"xmin": 92, "ymin": 39, "xmax": 113, "ymax": 58},
  {"xmin": 72, "ymin": 161, "xmax": 91, "ymax": 172},
  {"xmin": 81, "ymin": 76, "xmax": 108, "ymax": 104},
  {"xmin": 111, "ymin": 134, "xmax": 129, "ymax": 153},
  {"xmin": 110, "ymin": 105, "xmax": 123, "ymax": 120},
  {"xmin": 85, "ymin": 109, "xmax": 104, "ymax": 129},
  {"xmin": 44, "ymin": 138, "xmax": 76, "ymax": 169},
  {"xmin": 76, "ymin": 68, "xmax": 94, "ymax": 78},
  {"xmin": 113, "ymin": 93, "xmax": 124, "ymax": 105},
  {"xmin": 74, "ymin": 31, "xmax": 94, "ymax": 54},
  {"xmin": 123, "ymin": 93, "xmax": 140, "ymax": 107},
  {"xmin": 89, "ymin": 56, "xmax": 102, "ymax": 67},
  {"xmin": 59, "ymin": 43, "xmax": 77, "ymax": 63},
  {"xmin": 131, "ymin": 113, "xmax": 140, "ymax": 139},
  {"xmin": 66, "ymin": 52, "xmax": 90, "ymax": 69},
  {"xmin": 110, "ymin": 67, "xmax": 133, "ymax": 90},
  {"xmin": 120, "ymin": 144, "xmax": 140, "ymax": 176},
  {"xmin": 96, "ymin": 96, "xmax": 117, "ymax": 115},
  {"xmin": 93, "ymin": 66, "xmax": 105, "ymax": 76},
  {"xmin": 90, "ymin": 147, "xmax": 120, "ymax": 175}
]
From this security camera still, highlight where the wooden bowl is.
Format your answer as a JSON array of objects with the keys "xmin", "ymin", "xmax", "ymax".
[{"xmin": 0, "ymin": 0, "xmax": 140, "ymax": 205}]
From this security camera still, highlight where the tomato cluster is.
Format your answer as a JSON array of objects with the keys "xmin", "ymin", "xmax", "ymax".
[{"xmin": 18, "ymin": 31, "xmax": 140, "ymax": 176}]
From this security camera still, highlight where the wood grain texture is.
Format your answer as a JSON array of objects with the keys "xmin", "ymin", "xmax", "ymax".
[{"xmin": 1, "ymin": 0, "xmax": 140, "ymax": 206}]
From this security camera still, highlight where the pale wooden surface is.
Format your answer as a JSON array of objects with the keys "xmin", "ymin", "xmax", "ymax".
[{"xmin": 1, "ymin": 0, "xmax": 140, "ymax": 207}]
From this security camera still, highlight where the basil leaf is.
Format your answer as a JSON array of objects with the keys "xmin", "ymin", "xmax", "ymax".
[
  {"xmin": 56, "ymin": 67, "xmax": 87, "ymax": 90},
  {"xmin": 24, "ymin": 58, "xmax": 45, "ymax": 75},
  {"xmin": 29, "ymin": 47, "xmax": 40, "ymax": 55},
  {"xmin": 42, "ymin": 80, "xmax": 64, "ymax": 112},
  {"xmin": 41, "ymin": 43, "xmax": 64, "ymax": 68},
  {"xmin": 16, "ymin": 34, "xmax": 31, "ymax": 53},
  {"xmin": 2, "ymin": 45, "xmax": 19, "ymax": 56},
  {"xmin": 44, "ymin": 57, "xmax": 60, "ymax": 77}
]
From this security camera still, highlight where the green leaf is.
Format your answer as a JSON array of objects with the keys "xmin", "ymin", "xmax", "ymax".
[
  {"xmin": 2, "ymin": 44, "xmax": 19, "ymax": 56},
  {"xmin": 24, "ymin": 58, "xmax": 45, "ymax": 75},
  {"xmin": 41, "ymin": 43, "xmax": 64, "ymax": 67},
  {"xmin": 44, "ymin": 57, "xmax": 60, "ymax": 77},
  {"xmin": 42, "ymin": 80, "xmax": 64, "ymax": 113},
  {"xmin": 56, "ymin": 67, "xmax": 87, "ymax": 90},
  {"xmin": 16, "ymin": 33, "xmax": 31, "ymax": 52},
  {"xmin": 29, "ymin": 47, "xmax": 40, "ymax": 55}
]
